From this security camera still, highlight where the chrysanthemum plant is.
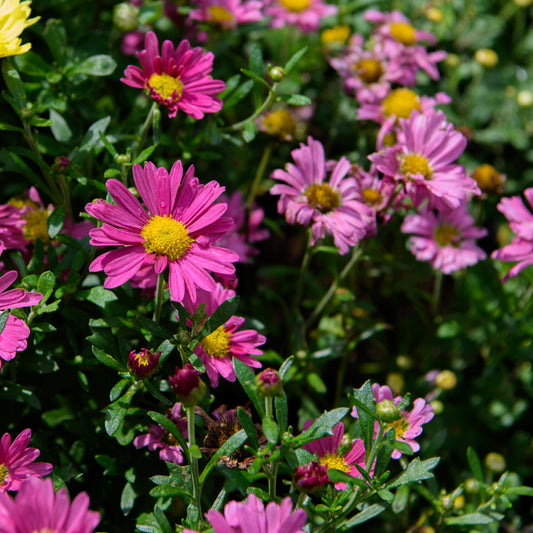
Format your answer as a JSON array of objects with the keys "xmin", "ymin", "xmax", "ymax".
[{"xmin": 1, "ymin": 1, "xmax": 533, "ymax": 532}]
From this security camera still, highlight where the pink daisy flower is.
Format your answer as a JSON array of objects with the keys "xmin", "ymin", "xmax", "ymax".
[
  {"xmin": 188, "ymin": 0, "xmax": 263, "ymax": 29},
  {"xmin": 0, "ymin": 477, "xmax": 99, "ymax": 533},
  {"xmin": 121, "ymin": 31, "xmax": 226, "ymax": 119},
  {"xmin": 491, "ymin": 188, "xmax": 533, "ymax": 280},
  {"xmin": 201, "ymin": 493, "xmax": 307, "ymax": 533},
  {"xmin": 264, "ymin": 0, "xmax": 337, "ymax": 33},
  {"xmin": 369, "ymin": 110, "xmax": 480, "ymax": 211},
  {"xmin": 0, "ymin": 429, "xmax": 53, "ymax": 492},
  {"xmin": 216, "ymin": 191, "xmax": 270, "ymax": 263},
  {"xmin": 401, "ymin": 205, "xmax": 487, "ymax": 274},
  {"xmin": 352, "ymin": 383, "xmax": 434, "ymax": 459},
  {"xmin": 0, "ymin": 205, "xmax": 25, "ymax": 254},
  {"xmin": 302, "ymin": 421, "xmax": 369, "ymax": 490},
  {"xmin": 270, "ymin": 137, "xmax": 374, "ymax": 255},
  {"xmin": 133, "ymin": 403, "xmax": 188, "ymax": 464},
  {"xmin": 0, "ymin": 271, "xmax": 42, "ymax": 368},
  {"xmin": 86, "ymin": 161, "xmax": 239, "ymax": 305}
]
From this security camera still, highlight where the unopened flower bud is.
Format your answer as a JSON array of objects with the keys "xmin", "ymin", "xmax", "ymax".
[
  {"xmin": 464, "ymin": 477, "xmax": 479, "ymax": 493},
  {"xmin": 113, "ymin": 3, "xmax": 140, "ymax": 32},
  {"xmin": 485, "ymin": 452, "xmax": 506, "ymax": 473},
  {"xmin": 255, "ymin": 368, "xmax": 283, "ymax": 397},
  {"xmin": 475, "ymin": 48, "xmax": 498, "ymax": 68},
  {"xmin": 128, "ymin": 348, "xmax": 161, "ymax": 378},
  {"xmin": 517, "ymin": 90, "xmax": 533, "ymax": 107},
  {"xmin": 293, "ymin": 460, "xmax": 329, "ymax": 492},
  {"xmin": 115, "ymin": 153, "xmax": 131, "ymax": 165},
  {"xmin": 269, "ymin": 66, "xmax": 286, "ymax": 83},
  {"xmin": 169, "ymin": 363, "xmax": 206, "ymax": 407},
  {"xmin": 435, "ymin": 370, "xmax": 457, "ymax": 390},
  {"xmin": 376, "ymin": 399, "xmax": 401, "ymax": 423}
]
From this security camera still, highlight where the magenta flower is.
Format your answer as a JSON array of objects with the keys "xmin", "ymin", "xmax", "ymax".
[
  {"xmin": 0, "ymin": 205, "xmax": 25, "ymax": 254},
  {"xmin": 352, "ymin": 383, "xmax": 434, "ymax": 459},
  {"xmin": 0, "ymin": 429, "xmax": 52, "ymax": 492},
  {"xmin": 369, "ymin": 110, "xmax": 480, "ymax": 211},
  {"xmin": 189, "ymin": 0, "xmax": 263, "ymax": 29},
  {"xmin": 401, "ymin": 205, "xmax": 487, "ymax": 274},
  {"xmin": 270, "ymin": 137, "xmax": 374, "ymax": 255},
  {"xmin": 86, "ymin": 161, "xmax": 239, "ymax": 305},
  {"xmin": 204, "ymin": 493, "xmax": 307, "ymax": 533},
  {"xmin": 302, "ymin": 421, "xmax": 369, "ymax": 489},
  {"xmin": 133, "ymin": 403, "xmax": 188, "ymax": 464},
  {"xmin": 0, "ymin": 271, "xmax": 42, "ymax": 368},
  {"xmin": 121, "ymin": 31, "xmax": 226, "ymax": 119},
  {"xmin": 264, "ymin": 0, "xmax": 337, "ymax": 33},
  {"xmin": 0, "ymin": 477, "xmax": 99, "ymax": 533}
]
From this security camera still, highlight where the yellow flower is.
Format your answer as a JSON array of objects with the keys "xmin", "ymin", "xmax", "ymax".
[{"xmin": 0, "ymin": 0, "xmax": 40, "ymax": 59}]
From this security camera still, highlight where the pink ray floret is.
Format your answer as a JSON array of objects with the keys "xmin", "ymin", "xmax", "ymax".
[
  {"xmin": 491, "ymin": 188, "xmax": 533, "ymax": 280},
  {"xmin": 0, "ymin": 429, "xmax": 53, "ymax": 492},
  {"xmin": 401, "ymin": 205, "xmax": 487, "ymax": 274},
  {"xmin": 0, "ymin": 477, "xmax": 99, "ymax": 533},
  {"xmin": 264, "ymin": 0, "xmax": 337, "ymax": 33},
  {"xmin": 270, "ymin": 137, "xmax": 374, "ymax": 255},
  {"xmin": 189, "ymin": 0, "xmax": 264, "ymax": 29},
  {"xmin": 369, "ymin": 110, "xmax": 480, "ymax": 211},
  {"xmin": 86, "ymin": 161, "xmax": 239, "ymax": 305},
  {"xmin": 121, "ymin": 31, "xmax": 226, "ymax": 119},
  {"xmin": 0, "ymin": 271, "xmax": 42, "ymax": 368}
]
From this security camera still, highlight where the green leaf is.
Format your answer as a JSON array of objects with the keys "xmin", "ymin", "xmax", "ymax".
[
  {"xmin": 237, "ymin": 407, "xmax": 260, "ymax": 449},
  {"xmin": 29, "ymin": 116, "xmax": 53, "ymax": 127},
  {"xmin": 0, "ymin": 382, "xmax": 41, "ymax": 409},
  {"xmin": 290, "ymin": 407, "xmax": 349, "ymax": 448},
  {"xmin": 240, "ymin": 69, "xmax": 270, "ymax": 91},
  {"xmin": 223, "ymin": 79, "xmax": 254, "ymax": 109},
  {"xmin": 110, "ymin": 378, "xmax": 130, "ymax": 402},
  {"xmin": 234, "ymin": 358, "xmax": 264, "ymax": 418},
  {"xmin": 281, "ymin": 94, "xmax": 312, "ymax": 106},
  {"xmin": 37, "ymin": 271, "xmax": 56, "ymax": 301},
  {"xmin": 120, "ymin": 481, "xmax": 137, "ymax": 516},
  {"xmin": 392, "ymin": 485, "xmax": 410, "ymax": 513},
  {"xmin": 153, "ymin": 506, "xmax": 172, "ymax": 533},
  {"xmin": 284, "ymin": 46, "xmax": 308, "ymax": 73},
  {"xmin": 69, "ymin": 116, "xmax": 111, "ymax": 164},
  {"xmin": 352, "ymin": 380, "xmax": 376, "ymax": 454},
  {"xmin": 467, "ymin": 446, "xmax": 485, "ymax": 483},
  {"xmin": 132, "ymin": 144, "xmax": 157, "ymax": 165},
  {"xmin": 2, "ymin": 59, "xmax": 26, "ymax": 112},
  {"xmin": 0, "ymin": 310, "xmax": 9, "ymax": 335},
  {"xmin": 91, "ymin": 346, "xmax": 126, "ymax": 372},
  {"xmin": 49, "ymin": 109, "xmax": 72, "ymax": 142},
  {"xmin": 148, "ymin": 411, "xmax": 190, "ymax": 463},
  {"xmin": 47, "ymin": 206, "xmax": 65, "ymax": 239},
  {"xmin": 139, "ymin": 1, "xmax": 164, "ymax": 24},
  {"xmin": 507, "ymin": 485, "xmax": 533, "ymax": 496},
  {"xmin": 219, "ymin": 74, "xmax": 241, "ymax": 98},
  {"xmin": 105, "ymin": 385, "xmax": 137, "ymax": 436},
  {"xmin": 136, "ymin": 512, "xmax": 163, "ymax": 533},
  {"xmin": 262, "ymin": 417, "xmax": 279, "ymax": 444},
  {"xmin": 201, "ymin": 296, "xmax": 239, "ymax": 337},
  {"xmin": 199, "ymin": 429, "xmax": 247, "ymax": 484},
  {"xmin": 43, "ymin": 19, "xmax": 67, "ymax": 65},
  {"xmin": 275, "ymin": 391, "xmax": 288, "ymax": 433},
  {"xmin": 388, "ymin": 457, "xmax": 440, "ymax": 489},
  {"xmin": 85, "ymin": 286, "xmax": 118, "ymax": 308},
  {"xmin": 242, "ymin": 121, "xmax": 257, "ymax": 143},
  {"xmin": 66, "ymin": 55, "xmax": 117, "ymax": 77},
  {"xmin": 445, "ymin": 513, "xmax": 496, "ymax": 525},
  {"xmin": 278, "ymin": 356, "xmax": 294, "ymax": 380},
  {"xmin": 137, "ymin": 316, "xmax": 172, "ymax": 339},
  {"xmin": 342, "ymin": 502, "xmax": 388, "ymax": 528}
]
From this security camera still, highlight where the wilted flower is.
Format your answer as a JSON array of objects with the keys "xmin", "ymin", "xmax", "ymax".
[
  {"xmin": 169, "ymin": 363, "xmax": 207, "ymax": 406},
  {"xmin": 0, "ymin": 429, "xmax": 52, "ymax": 492},
  {"xmin": 133, "ymin": 403, "xmax": 188, "ymax": 464},
  {"xmin": 293, "ymin": 460, "xmax": 329, "ymax": 492},
  {"xmin": 0, "ymin": 0, "xmax": 40, "ymax": 58},
  {"xmin": 0, "ymin": 477, "xmax": 100, "ymax": 533},
  {"xmin": 128, "ymin": 348, "xmax": 161, "ymax": 378},
  {"xmin": 86, "ymin": 161, "xmax": 238, "ymax": 305},
  {"xmin": 121, "ymin": 31, "xmax": 226, "ymax": 119}
]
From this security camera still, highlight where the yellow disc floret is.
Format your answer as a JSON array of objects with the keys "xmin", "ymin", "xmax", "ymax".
[
  {"xmin": 201, "ymin": 326, "xmax": 232, "ymax": 359},
  {"xmin": 0, "ymin": 463, "xmax": 8, "ymax": 485},
  {"xmin": 434, "ymin": 224, "xmax": 461, "ymax": 247},
  {"xmin": 321, "ymin": 25, "xmax": 351, "ymax": 46},
  {"xmin": 23, "ymin": 209, "xmax": 50, "ymax": 243},
  {"xmin": 141, "ymin": 215, "xmax": 192, "ymax": 260},
  {"xmin": 355, "ymin": 58, "xmax": 384, "ymax": 84},
  {"xmin": 382, "ymin": 88, "xmax": 421, "ymax": 120},
  {"xmin": 362, "ymin": 188, "xmax": 383, "ymax": 207},
  {"xmin": 148, "ymin": 73, "xmax": 184, "ymax": 100},
  {"xmin": 262, "ymin": 110, "xmax": 296, "ymax": 139},
  {"xmin": 400, "ymin": 153, "xmax": 433, "ymax": 180},
  {"xmin": 279, "ymin": 0, "xmax": 310, "ymax": 12},
  {"xmin": 319, "ymin": 453, "xmax": 350, "ymax": 473},
  {"xmin": 208, "ymin": 5, "xmax": 234, "ymax": 23},
  {"xmin": 386, "ymin": 414, "xmax": 410, "ymax": 439},
  {"xmin": 389, "ymin": 22, "xmax": 417, "ymax": 46},
  {"xmin": 306, "ymin": 184, "xmax": 340, "ymax": 213}
]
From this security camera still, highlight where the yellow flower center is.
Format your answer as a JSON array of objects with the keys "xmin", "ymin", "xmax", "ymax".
[
  {"xmin": 319, "ymin": 453, "xmax": 350, "ymax": 473},
  {"xmin": 279, "ymin": 0, "xmax": 310, "ymax": 12},
  {"xmin": 389, "ymin": 22, "xmax": 417, "ymax": 46},
  {"xmin": 400, "ymin": 153, "xmax": 433, "ymax": 180},
  {"xmin": 434, "ymin": 223, "xmax": 461, "ymax": 247},
  {"xmin": 208, "ymin": 5, "xmax": 234, "ymax": 22},
  {"xmin": 148, "ymin": 73, "xmax": 184, "ymax": 100},
  {"xmin": 355, "ymin": 58, "xmax": 384, "ymax": 84},
  {"xmin": 386, "ymin": 414, "xmax": 410, "ymax": 439},
  {"xmin": 24, "ymin": 209, "xmax": 50, "ymax": 243},
  {"xmin": 262, "ymin": 110, "xmax": 296, "ymax": 138},
  {"xmin": 361, "ymin": 188, "xmax": 383, "ymax": 207},
  {"xmin": 0, "ymin": 463, "xmax": 8, "ymax": 484},
  {"xmin": 201, "ymin": 326, "xmax": 232, "ymax": 358},
  {"xmin": 471, "ymin": 164, "xmax": 505, "ymax": 194},
  {"xmin": 306, "ymin": 184, "xmax": 340, "ymax": 213},
  {"xmin": 141, "ymin": 215, "xmax": 192, "ymax": 261},
  {"xmin": 321, "ymin": 25, "xmax": 351, "ymax": 45},
  {"xmin": 381, "ymin": 88, "xmax": 421, "ymax": 120}
]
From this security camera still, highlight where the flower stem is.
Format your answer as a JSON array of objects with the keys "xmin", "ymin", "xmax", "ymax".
[
  {"xmin": 246, "ymin": 142, "xmax": 273, "ymax": 210},
  {"xmin": 135, "ymin": 101, "xmax": 158, "ymax": 159},
  {"xmin": 432, "ymin": 270, "xmax": 443, "ymax": 315},
  {"xmin": 265, "ymin": 395, "xmax": 279, "ymax": 498},
  {"xmin": 187, "ymin": 405, "xmax": 202, "ymax": 526},
  {"xmin": 152, "ymin": 273, "xmax": 165, "ymax": 323},
  {"xmin": 227, "ymin": 84, "xmax": 278, "ymax": 132}
]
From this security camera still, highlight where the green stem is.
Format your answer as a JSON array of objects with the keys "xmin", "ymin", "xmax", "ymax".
[
  {"xmin": 246, "ymin": 142, "xmax": 273, "ymax": 210},
  {"xmin": 265, "ymin": 395, "xmax": 279, "ymax": 498},
  {"xmin": 305, "ymin": 245, "xmax": 363, "ymax": 329},
  {"xmin": 187, "ymin": 406, "xmax": 202, "ymax": 527},
  {"xmin": 432, "ymin": 270, "xmax": 443, "ymax": 316},
  {"xmin": 135, "ymin": 101, "xmax": 157, "ymax": 158},
  {"xmin": 365, "ymin": 423, "xmax": 384, "ymax": 472},
  {"xmin": 227, "ymin": 84, "xmax": 278, "ymax": 132},
  {"xmin": 152, "ymin": 272, "xmax": 165, "ymax": 323}
]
